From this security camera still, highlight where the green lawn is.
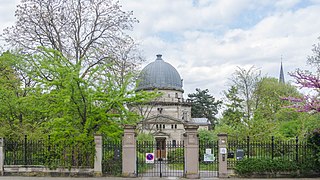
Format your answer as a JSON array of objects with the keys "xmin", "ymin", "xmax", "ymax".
[{"xmin": 167, "ymin": 162, "xmax": 218, "ymax": 171}]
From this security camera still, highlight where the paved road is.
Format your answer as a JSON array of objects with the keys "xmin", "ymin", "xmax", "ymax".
[{"xmin": 0, "ymin": 177, "xmax": 320, "ymax": 180}]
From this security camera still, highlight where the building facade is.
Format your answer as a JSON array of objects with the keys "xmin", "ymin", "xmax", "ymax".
[{"xmin": 134, "ymin": 54, "xmax": 210, "ymax": 148}]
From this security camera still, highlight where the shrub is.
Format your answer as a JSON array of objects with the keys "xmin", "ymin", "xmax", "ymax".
[
  {"xmin": 235, "ymin": 158, "xmax": 299, "ymax": 176},
  {"xmin": 307, "ymin": 128, "xmax": 320, "ymax": 173}
]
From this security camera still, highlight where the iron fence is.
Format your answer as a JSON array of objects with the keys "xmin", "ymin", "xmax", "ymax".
[
  {"xmin": 199, "ymin": 140, "xmax": 219, "ymax": 178},
  {"xmin": 4, "ymin": 135, "xmax": 94, "ymax": 168},
  {"xmin": 227, "ymin": 136, "xmax": 315, "ymax": 169},
  {"xmin": 136, "ymin": 140, "xmax": 184, "ymax": 177},
  {"xmin": 102, "ymin": 139, "xmax": 122, "ymax": 176}
]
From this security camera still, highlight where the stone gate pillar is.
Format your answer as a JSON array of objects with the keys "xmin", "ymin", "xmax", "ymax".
[
  {"xmin": 0, "ymin": 138, "xmax": 4, "ymax": 176},
  {"xmin": 218, "ymin": 133, "xmax": 228, "ymax": 178},
  {"xmin": 122, "ymin": 125, "xmax": 136, "ymax": 177},
  {"xmin": 184, "ymin": 125, "xmax": 199, "ymax": 179},
  {"xmin": 94, "ymin": 134, "xmax": 103, "ymax": 176}
]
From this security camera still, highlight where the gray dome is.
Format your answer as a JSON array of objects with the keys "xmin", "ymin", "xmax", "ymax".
[{"xmin": 137, "ymin": 54, "xmax": 183, "ymax": 92}]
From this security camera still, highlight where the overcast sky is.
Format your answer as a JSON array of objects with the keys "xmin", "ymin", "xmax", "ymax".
[{"xmin": 1, "ymin": 0, "xmax": 320, "ymax": 100}]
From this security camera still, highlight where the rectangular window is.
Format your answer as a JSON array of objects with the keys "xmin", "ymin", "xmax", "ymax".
[
  {"xmin": 175, "ymin": 124, "xmax": 177, "ymax": 129},
  {"xmin": 172, "ymin": 140, "xmax": 176, "ymax": 147},
  {"xmin": 163, "ymin": 124, "xmax": 165, "ymax": 129}
]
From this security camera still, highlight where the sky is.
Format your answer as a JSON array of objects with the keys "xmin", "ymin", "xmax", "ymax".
[{"xmin": 1, "ymin": 0, "xmax": 320, "ymax": 100}]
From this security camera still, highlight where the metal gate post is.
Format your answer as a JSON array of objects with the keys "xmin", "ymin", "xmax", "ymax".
[
  {"xmin": 184, "ymin": 125, "xmax": 199, "ymax": 179},
  {"xmin": 218, "ymin": 133, "xmax": 228, "ymax": 178},
  {"xmin": 159, "ymin": 147, "xmax": 162, "ymax": 177},
  {"xmin": 122, "ymin": 125, "xmax": 136, "ymax": 177}
]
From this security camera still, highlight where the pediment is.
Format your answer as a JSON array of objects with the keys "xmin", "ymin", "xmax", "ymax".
[{"xmin": 153, "ymin": 131, "xmax": 170, "ymax": 137}]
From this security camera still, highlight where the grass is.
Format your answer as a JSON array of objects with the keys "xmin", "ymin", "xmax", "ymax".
[
  {"xmin": 167, "ymin": 163, "xmax": 218, "ymax": 171},
  {"xmin": 200, "ymin": 162, "xmax": 218, "ymax": 171},
  {"xmin": 168, "ymin": 163, "xmax": 184, "ymax": 170}
]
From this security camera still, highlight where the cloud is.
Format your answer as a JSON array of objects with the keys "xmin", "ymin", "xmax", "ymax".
[
  {"xmin": 123, "ymin": 0, "xmax": 320, "ymax": 100},
  {"xmin": 1, "ymin": 0, "xmax": 320, "ymax": 101},
  {"xmin": 0, "ymin": 0, "xmax": 19, "ymax": 45}
]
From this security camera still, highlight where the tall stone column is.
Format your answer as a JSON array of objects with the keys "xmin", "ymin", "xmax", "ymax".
[
  {"xmin": 0, "ymin": 138, "xmax": 4, "ymax": 176},
  {"xmin": 184, "ymin": 125, "xmax": 199, "ymax": 179},
  {"xmin": 218, "ymin": 133, "xmax": 228, "ymax": 178},
  {"xmin": 94, "ymin": 134, "xmax": 103, "ymax": 176},
  {"xmin": 122, "ymin": 125, "xmax": 136, "ymax": 177}
]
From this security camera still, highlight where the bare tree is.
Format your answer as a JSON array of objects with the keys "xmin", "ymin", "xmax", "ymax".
[
  {"xmin": 231, "ymin": 66, "xmax": 261, "ymax": 122},
  {"xmin": 3, "ymin": 0, "xmax": 140, "ymax": 79},
  {"xmin": 307, "ymin": 37, "xmax": 320, "ymax": 74}
]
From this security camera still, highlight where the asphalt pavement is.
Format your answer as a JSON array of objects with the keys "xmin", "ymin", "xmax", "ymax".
[{"xmin": 0, "ymin": 177, "xmax": 320, "ymax": 180}]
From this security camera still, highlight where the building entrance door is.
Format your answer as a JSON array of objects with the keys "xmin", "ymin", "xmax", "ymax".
[{"xmin": 156, "ymin": 137, "xmax": 166, "ymax": 159}]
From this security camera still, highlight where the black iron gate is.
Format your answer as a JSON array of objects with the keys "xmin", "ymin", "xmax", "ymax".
[
  {"xmin": 199, "ymin": 140, "xmax": 219, "ymax": 178},
  {"xmin": 102, "ymin": 139, "xmax": 122, "ymax": 176},
  {"xmin": 136, "ymin": 140, "xmax": 184, "ymax": 177}
]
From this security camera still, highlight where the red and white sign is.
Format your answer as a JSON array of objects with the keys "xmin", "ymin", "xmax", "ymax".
[{"xmin": 145, "ymin": 153, "xmax": 154, "ymax": 163}]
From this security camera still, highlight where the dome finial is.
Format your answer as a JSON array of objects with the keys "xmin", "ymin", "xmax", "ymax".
[{"xmin": 156, "ymin": 54, "xmax": 163, "ymax": 60}]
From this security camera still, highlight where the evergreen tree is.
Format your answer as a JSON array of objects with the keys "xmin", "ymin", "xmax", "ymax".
[{"xmin": 188, "ymin": 88, "xmax": 222, "ymax": 128}]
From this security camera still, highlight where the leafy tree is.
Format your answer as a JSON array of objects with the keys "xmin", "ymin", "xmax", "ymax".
[
  {"xmin": 0, "ymin": 49, "xmax": 158, "ymax": 141},
  {"xmin": 198, "ymin": 129, "xmax": 216, "ymax": 142},
  {"xmin": 0, "ymin": 52, "xmax": 21, "ymax": 135},
  {"xmin": 221, "ymin": 86, "xmax": 244, "ymax": 127},
  {"xmin": 187, "ymin": 88, "xmax": 222, "ymax": 128},
  {"xmin": 136, "ymin": 133, "xmax": 154, "ymax": 142},
  {"xmin": 248, "ymin": 77, "xmax": 300, "ymax": 139},
  {"xmin": 254, "ymin": 77, "xmax": 301, "ymax": 121},
  {"xmin": 32, "ymin": 48, "xmax": 158, "ymax": 140},
  {"xmin": 0, "ymin": 0, "xmax": 155, "ymax": 141},
  {"xmin": 221, "ymin": 75, "xmax": 302, "ymax": 140}
]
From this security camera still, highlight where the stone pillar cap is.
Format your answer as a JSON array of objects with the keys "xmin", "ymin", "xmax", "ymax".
[{"xmin": 123, "ymin": 124, "xmax": 136, "ymax": 129}]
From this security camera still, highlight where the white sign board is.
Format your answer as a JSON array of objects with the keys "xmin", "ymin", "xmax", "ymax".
[
  {"xmin": 205, "ymin": 148, "xmax": 212, "ymax": 154},
  {"xmin": 145, "ymin": 153, "xmax": 154, "ymax": 163},
  {"xmin": 204, "ymin": 154, "xmax": 215, "ymax": 161},
  {"xmin": 220, "ymin": 148, "xmax": 227, "ymax": 154},
  {"xmin": 204, "ymin": 148, "xmax": 215, "ymax": 162}
]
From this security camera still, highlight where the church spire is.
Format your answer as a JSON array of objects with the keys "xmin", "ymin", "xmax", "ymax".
[{"xmin": 279, "ymin": 56, "xmax": 285, "ymax": 83}]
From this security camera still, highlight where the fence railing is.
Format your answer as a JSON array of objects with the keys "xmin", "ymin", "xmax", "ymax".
[
  {"xmin": 136, "ymin": 140, "xmax": 185, "ymax": 177},
  {"xmin": 102, "ymin": 139, "xmax": 122, "ymax": 176},
  {"xmin": 227, "ymin": 136, "xmax": 315, "ymax": 169},
  {"xmin": 4, "ymin": 135, "xmax": 94, "ymax": 168},
  {"xmin": 199, "ymin": 140, "xmax": 219, "ymax": 178}
]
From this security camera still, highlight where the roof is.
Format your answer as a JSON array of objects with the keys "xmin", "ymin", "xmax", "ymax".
[{"xmin": 136, "ymin": 54, "xmax": 183, "ymax": 92}]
